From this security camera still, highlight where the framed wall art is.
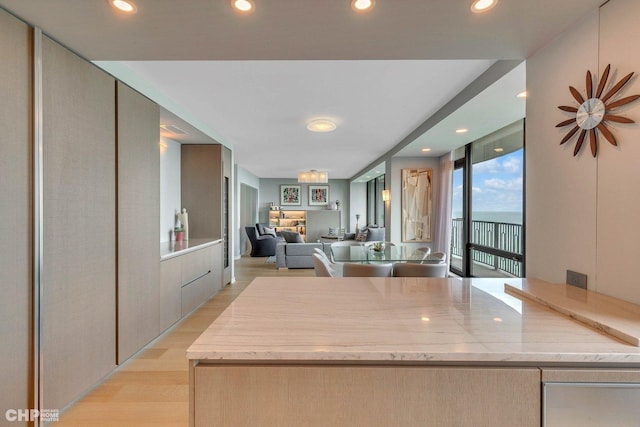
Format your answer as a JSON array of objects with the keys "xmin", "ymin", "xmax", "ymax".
[
  {"xmin": 401, "ymin": 168, "xmax": 433, "ymax": 242},
  {"xmin": 280, "ymin": 184, "xmax": 301, "ymax": 206},
  {"xmin": 308, "ymin": 185, "xmax": 329, "ymax": 206}
]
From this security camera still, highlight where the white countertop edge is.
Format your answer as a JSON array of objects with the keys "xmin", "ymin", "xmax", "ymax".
[
  {"xmin": 186, "ymin": 350, "xmax": 640, "ymax": 365},
  {"xmin": 160, "ymin": 238, "xmax": 222, "ymax": 260}
]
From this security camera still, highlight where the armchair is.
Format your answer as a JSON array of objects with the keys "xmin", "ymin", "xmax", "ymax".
[{"xmin": 245, "ymin": 226, "xmax": 278, "ymax": 257}]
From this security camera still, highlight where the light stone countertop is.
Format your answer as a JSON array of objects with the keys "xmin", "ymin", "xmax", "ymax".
[
  {"xmin": 160, "ymin": 238, "xmax": 222, "ymax": 260},
  {"xmin": 187, "ymin": 277, "xmax": 640, "ymax": 366}
]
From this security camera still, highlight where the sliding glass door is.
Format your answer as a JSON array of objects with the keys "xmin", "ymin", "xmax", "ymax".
[{"xmin": 450, "ymin": 120, "xmax": 525, "ymax": 277}]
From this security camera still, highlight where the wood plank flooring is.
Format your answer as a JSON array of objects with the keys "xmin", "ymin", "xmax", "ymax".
[{"xmin": 56, "ymin": 256, "xmax": 314, "ymax": 426}]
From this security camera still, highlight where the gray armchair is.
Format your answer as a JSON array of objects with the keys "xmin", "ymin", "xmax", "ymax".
[{"xmin": 245, "ymin": 226, "xmax": 278, "ymax": 257}]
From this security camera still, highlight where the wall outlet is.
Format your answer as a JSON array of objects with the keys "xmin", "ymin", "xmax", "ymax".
[{"xmin": 566, "ymin": 270, "xmax": 587, "ymax": 289}]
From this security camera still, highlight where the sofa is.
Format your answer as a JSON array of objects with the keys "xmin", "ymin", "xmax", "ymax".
[
  {"xmin": 276, "ymin": 241, "xmax": 333, "ymax": 269},
  {"xmin": 344, "ymin": 227, "xmax": 386, "ymax": 242}
]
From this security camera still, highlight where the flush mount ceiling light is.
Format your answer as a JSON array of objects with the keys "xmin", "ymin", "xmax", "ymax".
[
  {"xmin": 421, "ymin": 148, "xmax": 432, "ymax": 152},
  {"xmin": 306, "ymin": 118, "xmax": 337, "ymax": 133},
  {"xmin": 297, "ymin": 170, "xmax": 328, "ymax": 183},
  {"xmin": 351, "ymin": 0, "xmax": 375, "ymax": 12},
  {"xmin": 455, "ymin": 128, "xmax": 468, "ymax": 134},
  {"xmin": 494, "ymin": 147, "xmax": 504, "ymax": 153},
  {"xmin": 517, "ymin": 91, "xmax": 528, "ymax": 98},
  {"xmin": 231, "ymin": 0, "xmax": 255, "ymax": 14},
  {"xmin": 470, "ymin": 0, "xmax": 497, "ymax": 13},
  {"xmin": 108, "ymin": 0, "xmax": 137, "ymax": 13}
]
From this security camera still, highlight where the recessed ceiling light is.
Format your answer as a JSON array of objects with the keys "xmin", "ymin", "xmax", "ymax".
[
  {"xmin": 494, "ymin": 147, "xmax": 504, "ymax": 153},
  {"xmin": 231, "ymin": 0, "xmax": 255, "ymax": 14},
  {"xmin": 471, "ymin": 0, "xmax": 497, "ymax": 13},
  {"xmin": 306, "ymin": 118, "xmax": 336, "ymax": 133},
  {"xmin": 455, "ymin": 128, "xmax": 468, "ymax": 134},
  {"xmin": 517, "ymin": 91, "xmax": 528, "ymax": 98},
  {"xmin": 352, "ymin": 0, "xmax": 375, "ymax": 12},
  {"xmin": 108, "ymin": 0, "xmax": 137, "ymax": 13},
  {"xmin": 160, "ymin": 124, "xmax": 187, "ymax": 135},
  {"xmin": 421, "ymin": 148, "xmax": 432, "ymax": 152}
]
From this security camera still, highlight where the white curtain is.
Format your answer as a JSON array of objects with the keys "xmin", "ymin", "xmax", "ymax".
[{"xmin": 434, "ymin": 152, "xmax": 453, "ymax": 261}]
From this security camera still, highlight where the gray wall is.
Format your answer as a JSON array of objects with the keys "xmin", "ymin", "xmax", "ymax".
[
  {"xmin": 235, "ymin": 165, "xmax": 260, "ymax": 258},
  {"xmin": 259, "ymin": 178, "xmax": 350, "ymax": 228}
]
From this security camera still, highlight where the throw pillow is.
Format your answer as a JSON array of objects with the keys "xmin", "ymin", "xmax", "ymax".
[
  {"xmin": 256, "ymin": 223, "xmax": 267, "ymax": 235},
  {"xmin": 262, "ymin": 227, "xmax": 277, "ymax": 237},
  {"xmin": 328, "ymin": 227, "xmax": 338, "ymax": 236},
  {"xmin": 281, "ymin": 230, "xmax": 305, "ymax": 243},
  {"xmin": 355, "ymin": 230, "xmax": 368, "ymax": 242}
]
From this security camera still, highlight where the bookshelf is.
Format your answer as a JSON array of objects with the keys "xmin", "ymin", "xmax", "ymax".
[{"xmin": 269, "ymin": 209, "xmax": 306, "ymax": 239}]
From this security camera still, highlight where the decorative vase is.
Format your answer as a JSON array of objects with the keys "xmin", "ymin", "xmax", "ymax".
[{"xmin": 175, "ymin": 231, "xmax": 184, "ymax": 242}]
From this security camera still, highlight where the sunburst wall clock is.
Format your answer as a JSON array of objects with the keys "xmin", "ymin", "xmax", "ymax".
[{"xmin": 556, "ymin": 64, "xmax": 640, "ymax": 157}]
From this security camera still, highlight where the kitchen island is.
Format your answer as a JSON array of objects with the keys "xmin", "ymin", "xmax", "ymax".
[{"xmin": 187, "ymin": 277, "xmax": 640, "ymax": 426}]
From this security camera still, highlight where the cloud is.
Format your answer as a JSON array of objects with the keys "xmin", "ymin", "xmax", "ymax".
[
  {"xmin": 502, "ymin": 156, "xmax": 522, "ymax": 174},
  {"xmin": 484, "ymin": 176, "xmax": 523, "ymax": 190},
  {"xmin": 473, "ymin": 151, "xmax": 522, "ymax": 175}
]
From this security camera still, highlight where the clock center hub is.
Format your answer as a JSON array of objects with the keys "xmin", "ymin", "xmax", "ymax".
[{"xmin": 576, "ymin": 98, "xmax": 605, "ymax": 129}]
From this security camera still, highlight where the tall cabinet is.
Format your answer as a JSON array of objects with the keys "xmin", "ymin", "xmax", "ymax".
[
  {"xmin": 181, "ymin": 144, "xmax": 232, "ymax": 285},
  {"xmin": 117, "ymin": 82, "xmax": 161, "ymax": 363},
  {"xmin": 0, "ymin": 9, "xmax": 32, "ymax": 422},
  {"xmin": 42, "ymin": 36, "xmax": 117, "ymax": 410},
  {"xmin": 0, "ymin": 8, "xmax": 228, "ymax": 418}
]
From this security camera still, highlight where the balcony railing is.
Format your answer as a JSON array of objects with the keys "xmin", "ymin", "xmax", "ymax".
[{"xmin": 451, "ymin": 218, "xmax": 523, "ymax": 277}]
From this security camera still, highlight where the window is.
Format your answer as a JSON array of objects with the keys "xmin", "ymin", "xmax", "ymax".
[
  {"xmin": 450, "ymin": 120, "xmax": 525, "ymax": 277},
  {"xmin": 366, "ymin": 175, "xmax": 385, "ymax": 227}
]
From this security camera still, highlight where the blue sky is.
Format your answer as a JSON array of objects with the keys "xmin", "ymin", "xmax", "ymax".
[{"xmin": 452, "ymin": 149, "xmax": 523, "ymax": 214}]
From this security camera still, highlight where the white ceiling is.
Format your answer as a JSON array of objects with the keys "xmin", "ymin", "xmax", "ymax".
[{"xmin": 0, "ymin": 0, "xmax": 604, "ymax": 179}]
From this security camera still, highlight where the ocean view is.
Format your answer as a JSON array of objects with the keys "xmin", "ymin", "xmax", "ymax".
[{"xmin": 453, "ymin": 211, "xmax": 523, "ymax": 225}]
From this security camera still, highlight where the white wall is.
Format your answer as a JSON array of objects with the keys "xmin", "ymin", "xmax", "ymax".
[
  {"xmin": 349, "ymin": 182, "xmax": 367, "ymax": 233},
  {"xmin": 595, "ymin": 0, "xmax": 640, "ymax": 304},
  {"xmin": 390, "ymin": 157, "xmax": 440, "ymax": 250},
  {"xmin": 526, "ymin": 0, "xmax": 640, "ymax": 304},
  {"xmin": 159, "ymin": 138, "xmax": 181, "ymax": 242}
]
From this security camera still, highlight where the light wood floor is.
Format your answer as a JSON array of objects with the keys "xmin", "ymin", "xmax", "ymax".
[{"xmin": 56, "ymin": 256, "xmax": 314, "ymax": 426}]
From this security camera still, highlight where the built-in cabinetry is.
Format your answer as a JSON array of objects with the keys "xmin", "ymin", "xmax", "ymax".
[
  {"xmin": 542, "ymin": 369, "xmax": 640, "ymax": 426},
  {"xmin": 117, "ymin": 82, "xmax": 161, "ymax": 364},
  {"xmin": 268, "ymin": 209, "xmax": 341, "ymax": 242},
  {"xmin": 181, "ymin": 144, "xmax": 232, "ymax": 285},
  {"xmin": 160, "ymin": 240, "xmax": 223, "ymax": 330},
  {"xmin": 42, "ymin": 35, "xmax": 117, "ymax": 411},
  {"xmin": 193, "ymin": 365, "xmax": 540, "ymax": 427},
  {"xmin": 269, "ymin": 210, "xmax": 307, "ymax": 238},
  {"xmin": 0, "ymin": 8, "xmax": 231, "ymax": 418},
  {"xmin": 0, "ymin": 8, "xmax": 31, "ymax": 418}
]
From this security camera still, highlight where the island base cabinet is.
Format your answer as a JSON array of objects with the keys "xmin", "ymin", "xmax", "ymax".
[
  {"xmin": 192, "ymin": 365, "xmax": 540, "ymax": 427},
  {"xmin": 542, "ymin": 369, "xmax": 640, "ymax": 427}
]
